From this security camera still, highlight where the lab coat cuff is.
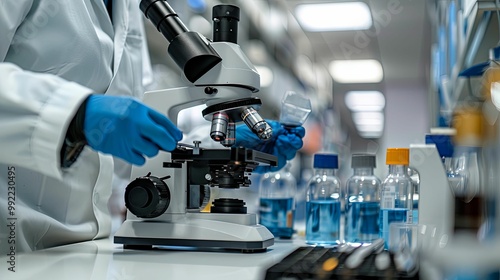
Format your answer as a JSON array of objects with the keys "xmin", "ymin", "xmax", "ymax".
[{"xmin": 32, "ymin": 82, "xmax": 93, "ymax": 179}]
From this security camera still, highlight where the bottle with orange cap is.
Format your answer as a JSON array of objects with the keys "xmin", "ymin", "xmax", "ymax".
[
  {"xmin": 449, "ymin": 103, "xmax": 489, "ymax": 236},
  {"xmin": 378, "ymin": 148, "xmax": 414, "ymax": 247},
  {"xmin": 478, "ymin": 46, "xmax": 500, "ymax": 241}
]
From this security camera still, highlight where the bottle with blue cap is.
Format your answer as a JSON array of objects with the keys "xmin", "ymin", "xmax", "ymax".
[{"xmin": 305, "ymin": 153, "xmax": 342, "ymax": 245}]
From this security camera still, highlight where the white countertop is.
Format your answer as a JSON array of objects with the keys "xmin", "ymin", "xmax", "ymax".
[{"xmin": 0, "ymin": 237, "xmax": 303, "ymax": 280}]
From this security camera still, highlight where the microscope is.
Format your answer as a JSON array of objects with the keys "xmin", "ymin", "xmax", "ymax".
[{"xmin": 114, "ymin": 0, "xmax": 277, "ymax": 252}]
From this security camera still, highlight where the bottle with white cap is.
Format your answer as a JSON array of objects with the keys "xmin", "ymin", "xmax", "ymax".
[{"xmin": 344, "ymin": 154, "xmax": 381, "ymax": 243}]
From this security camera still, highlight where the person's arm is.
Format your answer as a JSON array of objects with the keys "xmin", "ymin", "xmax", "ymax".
[
  {"xmin": 0, "ymin": 1, "xmax": 91, "ymax": 179},
  {"xmin": 0, "ymin": 62, "xmax": 93, "ymax": 180}
]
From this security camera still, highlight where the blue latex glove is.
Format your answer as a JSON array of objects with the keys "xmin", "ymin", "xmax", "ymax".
[
  {"xmin": 235, "ymin": 120, "xmax": 305, "ymax": 173},
  {"xmin": 84, "ymin": 95, "xmax": 183, "ymax": 165}
]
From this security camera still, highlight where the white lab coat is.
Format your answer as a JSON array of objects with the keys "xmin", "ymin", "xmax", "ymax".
[{"xmin": 0, "ymin": 0, "xmax": 151, "ymax": 252}]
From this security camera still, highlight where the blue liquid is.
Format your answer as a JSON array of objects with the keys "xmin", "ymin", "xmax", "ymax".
[
  {"xmin": 379, "ymin": 208, "xmax": 408, "ymax": 247},
  {"xmin": 413, "ymin": 196, "xmax": 419, "ymax": 224},
  {"xmin": 259, "ymin": 197, "xmax": 294, "ymax": 238},
  {"xmin": 345, "ymin": 201, "xmax": 380, "ymax": 243},
  {"xmin": 305, "ymin": 200, "xmax": 341, "ymax": 245}
]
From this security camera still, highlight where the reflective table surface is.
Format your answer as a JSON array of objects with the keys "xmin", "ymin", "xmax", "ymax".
[{"xmin": 0, "ymin": 237, "xmax": 301, "ymax": 280}]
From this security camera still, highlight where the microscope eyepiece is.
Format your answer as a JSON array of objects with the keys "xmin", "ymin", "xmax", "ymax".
[
  {"xmin": 212, "ymin": 5, "xmax": 240, "ymax": 44},
  {"xmin": 241, "ymin": 107, "xmax": 273, "ymax": 140},
  {"xmin": 139, "ymin": 0, "xmax": 222, "ymax": 83},
  {"xmin": 140, "ymin": 0, "xmax": 188, "ymax": 42}
]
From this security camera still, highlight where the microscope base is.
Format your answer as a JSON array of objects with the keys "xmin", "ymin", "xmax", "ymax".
[{"xmin": 114, "ymin": 213, "xmax": 275, "ymax": 252}]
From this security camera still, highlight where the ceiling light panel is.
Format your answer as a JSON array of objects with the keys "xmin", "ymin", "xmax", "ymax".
[
  {"xmin": 329, "ymin": 59, "xmax": 384, "ymax": 83},
  {"xmin": 345, "ymin": 91, "xmax": 385, "ymax": 111},
  {"xmin": 295, "ymin": 2, "xmax": 372, "ymax": 32},
  {"xmin": 352, "ymin": 111, "xmax": 384, "ymax": 124},
  {"xmin": 352, "ymin": 111, "xmax": 384, "ymax": 138}
]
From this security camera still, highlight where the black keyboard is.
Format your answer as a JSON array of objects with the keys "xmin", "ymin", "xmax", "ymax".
[{"xmin": 264, "ymin": 246, "xmax": 419, "ymax": 280}]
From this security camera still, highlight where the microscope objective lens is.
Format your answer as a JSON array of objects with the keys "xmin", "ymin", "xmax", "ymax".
[
  {"xmin": 210, "ymin": 112, "xmax": 229, "ymax": 141},
  {"xmin": 241, "ymin": 107, "xmax": 273, "ymax": 140}
]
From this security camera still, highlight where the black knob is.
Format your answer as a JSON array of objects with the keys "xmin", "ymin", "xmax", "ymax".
[{"xmin": 125, "ymin": 175, "xmax": 170, "ymax": 218}]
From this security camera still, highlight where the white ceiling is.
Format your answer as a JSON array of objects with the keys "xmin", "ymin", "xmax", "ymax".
[
  {"xmin": 273, "ymin": 0, "xmax": 435, "ymax": 144},
  {"xmin": 278, "ymin": 0, "xmax": 433, "ymax": 83}
]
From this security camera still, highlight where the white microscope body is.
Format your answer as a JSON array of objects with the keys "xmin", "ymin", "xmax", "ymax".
[{"xmin": 114, "ymin": 1, "xmax": 276, "ymax": 252}]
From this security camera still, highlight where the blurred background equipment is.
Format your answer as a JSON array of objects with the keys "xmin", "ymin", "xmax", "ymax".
[{"xmin": 140, "ymin": 0, "xmax": 500, "ymax": 278}]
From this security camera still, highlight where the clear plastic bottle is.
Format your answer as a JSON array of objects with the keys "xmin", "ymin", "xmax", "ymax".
[
  {"xmin": 305, "ymin": 153, "xmax": 341, "ymax": 245},
  {"xmin": 479, "ymin": 48, "xmax": 500, "ymax": 242},
  {"xmin": 449, "ymin": 104, "xmax": 488, "ymax": 236},
  {"xmin": 407, "ymin": 167, "xmax": 420, "ymax": 224},
  {"xmin": 344, "ymin": 154, "xmax": 381, "ymax": 244},
  {"xmin": 378, "ymin": 148, "xmax": 413, "ymax": 247},
  {"xmin": 258, "ymin": 161, "xmax": 297, "ymax": 239}
]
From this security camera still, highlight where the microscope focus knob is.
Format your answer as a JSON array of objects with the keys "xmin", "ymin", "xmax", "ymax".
[{"xmin": 125, "ymin": 175, "xmax": 171, "ymax": 219}]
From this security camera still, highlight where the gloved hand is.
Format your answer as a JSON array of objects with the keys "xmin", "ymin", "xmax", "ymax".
[
  {"xmin": 235, "ymin": 120, "xmax": 305, "ymax": 173},
  {"xmin": 83, "ymin": 95, "xmax": 183, "ymax": 165}
]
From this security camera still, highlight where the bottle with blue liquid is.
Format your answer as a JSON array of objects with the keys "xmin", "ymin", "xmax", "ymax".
[
  {"xmin": 344, "ymin": 154, "xmax": 381, "ymax": 244},
  {"xmin": 306, "ymin": 153, "xmax": 341, "ymax": 245},
  {"xmin": 259, "ymin": 161, "xmax": 297, "ymax": 239},
  {"xmin": 407, "ymin": 167, "xmax": 420, "ymax": 224},
  {"xmin": 379, "ymin": 148, "xmax": 413, "ymax": 247}
]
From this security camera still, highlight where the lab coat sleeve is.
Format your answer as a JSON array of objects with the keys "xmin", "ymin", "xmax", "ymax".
[
  {"xmin": 0, "ymin": 63, "xmax": 93, "ymax": 180},
  {"xmin": 140, "ymin": 16, "xmax": 154, "ymax": 89},
  {"xmin": 0, "ymin": 2, "xmax": 94, "ymax": 180}
]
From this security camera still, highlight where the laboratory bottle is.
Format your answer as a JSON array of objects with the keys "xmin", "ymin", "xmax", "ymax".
[
  {"xmin": 407, "ymin": 167, "xmax": 419, "ymax": 224},
  {"xmin": 344, "ymin": 154, "xmax": 381, "ymax": 244},
  {"xmin": 479, "ymin": 46, "xmax": 500, "ymax": 241},
  {"xmin": 258, "ymin": 161, "xmax": 297, "ymax": 239},
  {"xmin": 450, "ymin": 102, "xmax": 491, "ymax": 237},
  {"xmin": 441, "ymin": 48, "xmax": 500, "ymax": 280},
  {"xmin": 305, "ymin": 153, "xmax": 342, "ymax": 245},
  {"xmin": 378, "ymin": 148, "xmax": 413, "ymax": 247}
]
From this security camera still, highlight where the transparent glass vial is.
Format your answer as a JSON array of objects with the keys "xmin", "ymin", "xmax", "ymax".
[
  {"xmin": 378, "ymin": 148, "xmax": 413, "ymax": 247},
  {"xmin": 344, "ymin": 154, "xmax": 381, "ymax": 243},
  {"xmin": 259, "ymin": 162, "xmax": 297, "ymax": 239},
  {"xmin": 306, "ymin": 154, "xmax": 341, "ymax": 245}
]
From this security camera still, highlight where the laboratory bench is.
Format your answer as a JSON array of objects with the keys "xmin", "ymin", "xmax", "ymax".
[
  {"xmin": 0, "ymin": 236, "xmax": 302, "ymax": 280},
  {"xmin": 4, "ymin": 232, "xmax": 494, "ymax": 279}
]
